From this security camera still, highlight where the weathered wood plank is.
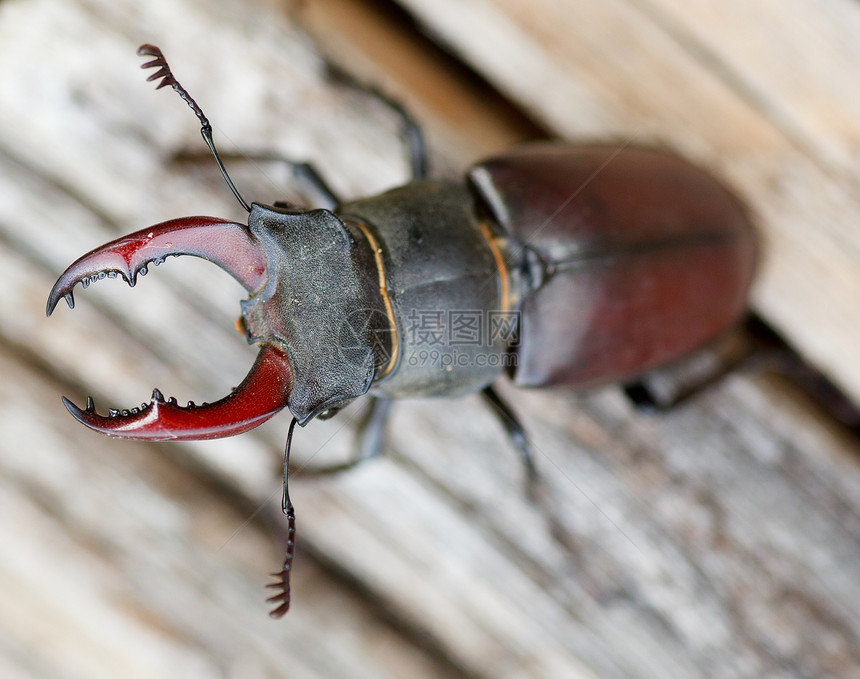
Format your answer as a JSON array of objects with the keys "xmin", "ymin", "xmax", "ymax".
[{"xmin": 1, "ymin": 0, "xmax": 859, "ymax": 678}]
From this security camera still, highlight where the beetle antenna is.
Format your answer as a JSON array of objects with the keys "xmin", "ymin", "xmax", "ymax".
[
  {"xmin": 266, "ymin": 417, "xmax": 298, "ymax": 618},
  {"xmin": 137, "ymin": 44, "xmax": 251, "ymax": 213}
]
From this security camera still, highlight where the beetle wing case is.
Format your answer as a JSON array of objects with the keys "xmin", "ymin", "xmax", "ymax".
[{"xmin": 469, "ymin": 144, "xmax": 758, "ymax": 388}]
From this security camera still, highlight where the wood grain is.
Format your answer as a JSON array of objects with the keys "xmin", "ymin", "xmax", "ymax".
[{"xmin": 1, "ymin": 0, "xmax": 859, "ymax": 677}]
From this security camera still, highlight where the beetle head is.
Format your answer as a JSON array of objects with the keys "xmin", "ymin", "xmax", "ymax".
[{"xmin": 47, "ymin": 42, "xmax": 386, "ymax": 441}]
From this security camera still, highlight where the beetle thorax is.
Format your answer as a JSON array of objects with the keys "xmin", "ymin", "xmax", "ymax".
[{"xmin": 241, "ymin": 204, "xmax": 389, "ymax": 423}]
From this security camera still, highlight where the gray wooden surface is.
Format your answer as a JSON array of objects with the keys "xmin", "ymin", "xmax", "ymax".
[{"xmin": 1, "ymin": 0, "xmax": 859, "ymax": 677}]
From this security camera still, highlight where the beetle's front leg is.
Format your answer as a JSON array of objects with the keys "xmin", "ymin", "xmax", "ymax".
[
  {"xmin": 323, "ymin": 60, "xmax": 428, "ymax": 180},
  {"xmin": 172, "ymin": 150, "xmax": 341, "ymax": 210},
  {"xmin": 295, "ymin": 397, "xmax": 393, "ymax": 477}
]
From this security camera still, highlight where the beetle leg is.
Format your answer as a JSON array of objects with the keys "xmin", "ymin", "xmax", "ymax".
[
  {"xmin": 324, "ymin": 61, "xmax": 428, "ymax": 180},
  {"xmin": 622, "ymin": 367, "xmax": 749, "ymax": 413},
  {"xmin": 621, "ymin": 381, "xmax": 662, "ymax": 412},
  {"xmin": 296, "ymin": 397, "xmax": 393, "ymax": 476},
  {"xmin": 282, "ymin": 161, "xmax": 339, "ymax": 210},
  {"xmin": 622, "ymin": 319, "xmax": 762, "ymax": 413},
  {"xmin": 172, "ymin": 150, "xmax": 341, "ymax": 210},
  {"xmin": 481, "ymin": 385, "xmax": 539, "ymax": 499}
]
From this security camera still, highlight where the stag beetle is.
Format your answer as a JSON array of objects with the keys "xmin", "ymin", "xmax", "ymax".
[{"xmin": 47, "ymin": 45, "xmax": 758, "ymax": 617}]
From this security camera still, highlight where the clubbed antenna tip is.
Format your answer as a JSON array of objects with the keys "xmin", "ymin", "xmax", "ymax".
[
  {"xmin": 138, "ymin": 44, "xmax": 209, "ymax": 128},
  {"xmin": 136, "ymin": 44, "xmax": 250, "ymax": 213}
]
